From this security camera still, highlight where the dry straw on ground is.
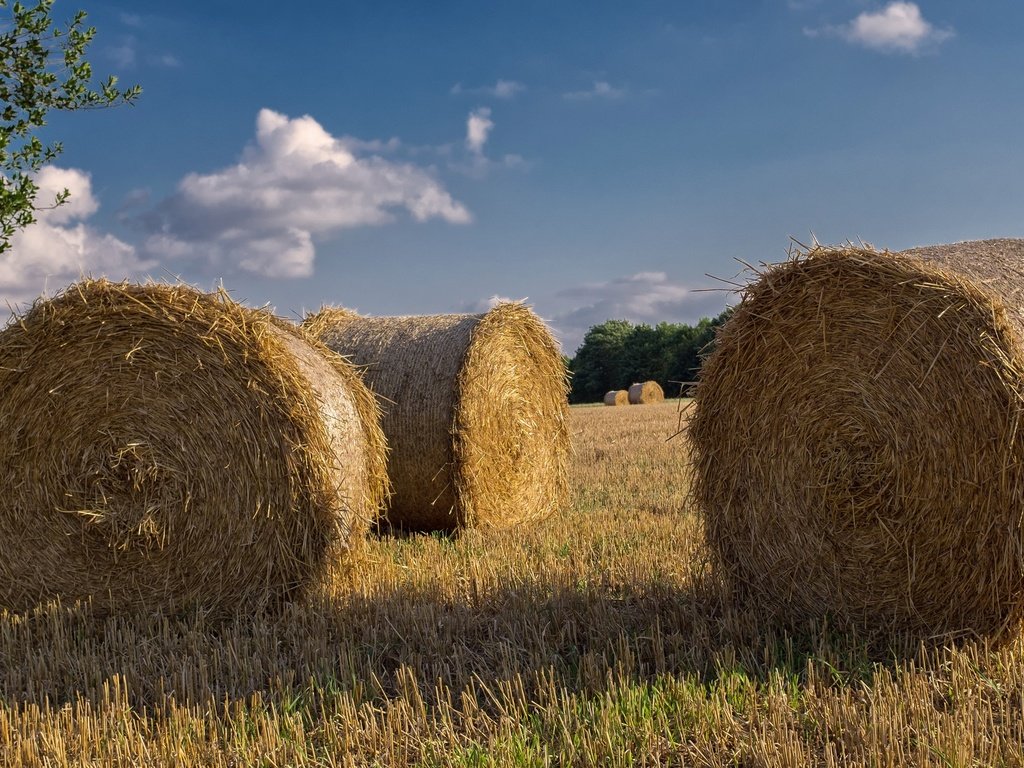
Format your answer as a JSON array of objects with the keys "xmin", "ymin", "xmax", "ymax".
[
  {"xmin": 304, "ymin": 304, "xmax": 570, "ymax": 532},
  {"xmin": 628, "ymin": 380, "xmax": 665, "ymax": 405},
  {"xmin": 604, "ymin": 389, "xmax": 629, "ymax": 406},
  {"xmin": 0, "ymin": 279, "xmax": 388, "ymax": 615},
  {"xmin": 690, "ymin": 238, "xmax": 1024, "ymax": 639}
]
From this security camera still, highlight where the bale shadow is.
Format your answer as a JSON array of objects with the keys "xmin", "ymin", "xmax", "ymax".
[{"xmin": 0, "ymin": 569, "xmax": 927, "ymax": 714}]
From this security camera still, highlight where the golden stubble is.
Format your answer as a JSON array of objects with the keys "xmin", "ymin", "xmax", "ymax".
[{"xmin": 0, "ymin": 401, "xmax": 1022, "ymax": 766}]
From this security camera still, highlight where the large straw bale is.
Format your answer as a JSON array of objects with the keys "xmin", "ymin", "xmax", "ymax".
[
  {"xmin": 604, "ymin": 390, "xmax": 629, "ymax": 406},
  {"xmin": 628, "ymin": 380, "xmax": 664, "ymax": 405},
  {"xmin": 0, "ymin": 279, "xmax": 388, "ymax": 615},
  {"xmin": 690, "ymin": 239, "xmax": 1024, "ymax": 639},
  {"xmin": 304, "ymin": 303, "xmax": 570, "ymax": 532}
]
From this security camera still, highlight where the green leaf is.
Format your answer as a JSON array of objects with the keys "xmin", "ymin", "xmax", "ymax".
[{"xmin": 0, "ymin": 0, "xmax": 141, "ymax": 253}]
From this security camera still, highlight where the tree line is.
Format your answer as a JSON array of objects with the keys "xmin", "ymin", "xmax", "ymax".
[{"xmin": 566, "ymin": 309, "xmax": 733, "ymax": 403}]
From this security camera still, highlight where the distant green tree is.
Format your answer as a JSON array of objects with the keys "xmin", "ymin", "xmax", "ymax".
[
  {"xmin": 700, "ymin": 306, "xmax": 733, "ymax": 359},
  {"xmin": 653, "ymin": 321, "xmax": 685, "ymax": 382},
  {"xmin": 662, "ymin": 321, "xmax": 699, "ymax": 397},
  {"xmin": 568, "ymin": 319, "xmax": 633, "ymax": 403},
  {"xmin": 567, "ymin": 308, "xmax": 734, "ymax": 403},
  {"xmin": 621, "ymin": 323, "xmax": 657, "ymax": 384},
  {"xmin": 667, "ymin": 308, "xmax": 733, "ymax": 396},
  {"xmin": 0, "ymin": 0, "xmax": 140, "ymax": 251}
]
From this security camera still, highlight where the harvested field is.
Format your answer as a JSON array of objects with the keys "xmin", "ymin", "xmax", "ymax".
[
  {"xmin": 0, "ymin": 280, "xmax": 388, "ymax": 616},
  {"xmin": 304, "ymin": 304, "xmax": 570, "ymax": 532},
  {"xmin": 1, "ymin": 400, "xmax": 1022, "ymax": 766},
  {"xmin": 691, "ymin": 240, "xmax": 1024, "ymax": 640}
]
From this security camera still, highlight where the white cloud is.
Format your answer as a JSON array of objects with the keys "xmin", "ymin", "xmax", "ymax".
[
  {"xmin": 150, "ymin": 53, "xmax": 181, "ymax": 68},
  {"xmin": 106, "ymin": 39, "xmax": 137, "ymax": 68},
  {"xmin": 31, "ymin": 166, "xmax": 99, "ymax": 224},
  {"xmin": 549, "ymin": 272, "xmax": 727, "ymax": 353},
  {"xmin": 450, "ymin": 79, "xmax": 525, "ymax": 99},
  {"xmin": 805, "ymin": 2, "xmax": 953, "ymax": 54},
  {"xmin": 451, "ymin": 108, "xmax": 527, "ymax": 177},
  {"xmin": 466, "ymin": 107, "xmax": 493, "ymax": 155},
  {"xmin": 341, "ymin": 136, "xmax": 401, "ymax": 153},
  {"xmin": 563, "ymin": 81, "xmax": 627, "ymax": 101},
  {"xmin": 109, "ymin": 17, "xmax": 178, "ymax": 68},
  {"xmin": 141, "ymin": 108, "xmax": 471, "ymax": 278},
  {"xmin": 2, "ymin": 167, "xmax": 152, "ymax": 311},
  {"xmin": 493, "ymin": 80, "xmax": 525, "ymax": 99}
]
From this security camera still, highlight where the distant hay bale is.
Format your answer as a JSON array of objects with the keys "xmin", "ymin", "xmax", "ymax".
[
  {"xmin": 304, "ymin": 303, "xmax": 570, "ymax": 532},
  {"xmin": 628, "ymin": 381, "xmax": 664, "ymax": 405},
  {"xmin": 0, "ymin": 280, "xmax": 388, "ymax": 615},
  {"xmin": 604, "ymin": 390, "xmax": 629, "ymax": 406},
  {"xmin": 690, "ymin": 239, "xmax": 1024, "ymax": 638}
]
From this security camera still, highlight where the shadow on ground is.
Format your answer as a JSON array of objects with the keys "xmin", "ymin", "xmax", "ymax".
[{"xmin": 0, "ymin": 565, "xmax": 923, "ymax": 713}]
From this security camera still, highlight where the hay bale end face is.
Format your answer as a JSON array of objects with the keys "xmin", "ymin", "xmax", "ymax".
[
  {"xmin": 604, "ymin": 390, "xmax": 629, "ymax": 406},
  {"xmin": 0, "ymin": 280, "xmax": 388, "ymax": 615},
  {"xmin": 304, "ymin": 303, "xmax": 571, "ymax": 532},
  {"xmin": 690, "ymin": 239, "xmax": 1024, "ymax": 638},
  {"xmin": 628, "ymin": 380, "xmax": 664, "ymax": 405}
]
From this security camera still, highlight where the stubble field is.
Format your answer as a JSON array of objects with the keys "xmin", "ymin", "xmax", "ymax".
[{"xmin": 1, "ymin": 401, "xmax": 1022, "ymax": 766}]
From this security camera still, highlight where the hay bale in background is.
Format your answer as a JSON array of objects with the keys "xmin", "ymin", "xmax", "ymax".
[
  {"xmin": 304, "ymin": 304, "xmax": 570, "ymax": 532},
  {"xmin": 604, "ymin": 390, "xmax": 629, "ymax": 406},
  {"xmin": 0, "ymin": 280, "xmax": 388, "ymax": 615},
  {"xmin": 628, "ymin": 380, "xmax": 665, "ymax": 405},
  {"xmin": 690, "ymin": 239, "xmax": 1024, "ymax": 638}
]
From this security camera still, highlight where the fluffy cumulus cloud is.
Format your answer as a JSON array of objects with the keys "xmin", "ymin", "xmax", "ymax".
[
  {"xmin": 549, "ymin": 271, "xmax": 727, "ymax": 353},
  {"xmin": 141, "ymin": 109, "xmax": 470, "ymax": 278},
  {"xmin": 805, "ymin": 2, "xmax": 953, "ymax": 54},
  {"xmin": 465, "ymin": 107, "xmax": 494, "ymax": 155},
  {"xmin": 452, "ymin": 108, "xmax": 525, "ymax": 176},
  {"xmin": 2, "ymin": 167, "xmax": 151, "ymax": 310}
]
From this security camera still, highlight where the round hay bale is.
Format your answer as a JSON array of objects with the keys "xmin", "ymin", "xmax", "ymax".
[
  {"xmin": 0, "ymin": 279, "xmax": 388, "ymax": 615},
  {"xmin": 690, "ymin": 239, "xmax": 1024, "ymax": 638},
  {"xmin": 303, "ymin": 303, "xmax": 570, "ymax": 532},
  {"xmin": 604, "ymin": 389, "xmax": 629, "ymax": 406},
  {"xmin": 628, "ymin": 380, "xmax": 664, "ymax": 405}
]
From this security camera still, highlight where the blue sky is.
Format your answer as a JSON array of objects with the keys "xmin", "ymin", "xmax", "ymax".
[{"xmin": 8, "ymin": 0, "xmax": 1024, "ymax": 352}]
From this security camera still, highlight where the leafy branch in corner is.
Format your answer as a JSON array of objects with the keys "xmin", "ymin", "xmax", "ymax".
[{"xmin": 0, "ymin": 0, "xmax": 141, "ymax": 251}]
